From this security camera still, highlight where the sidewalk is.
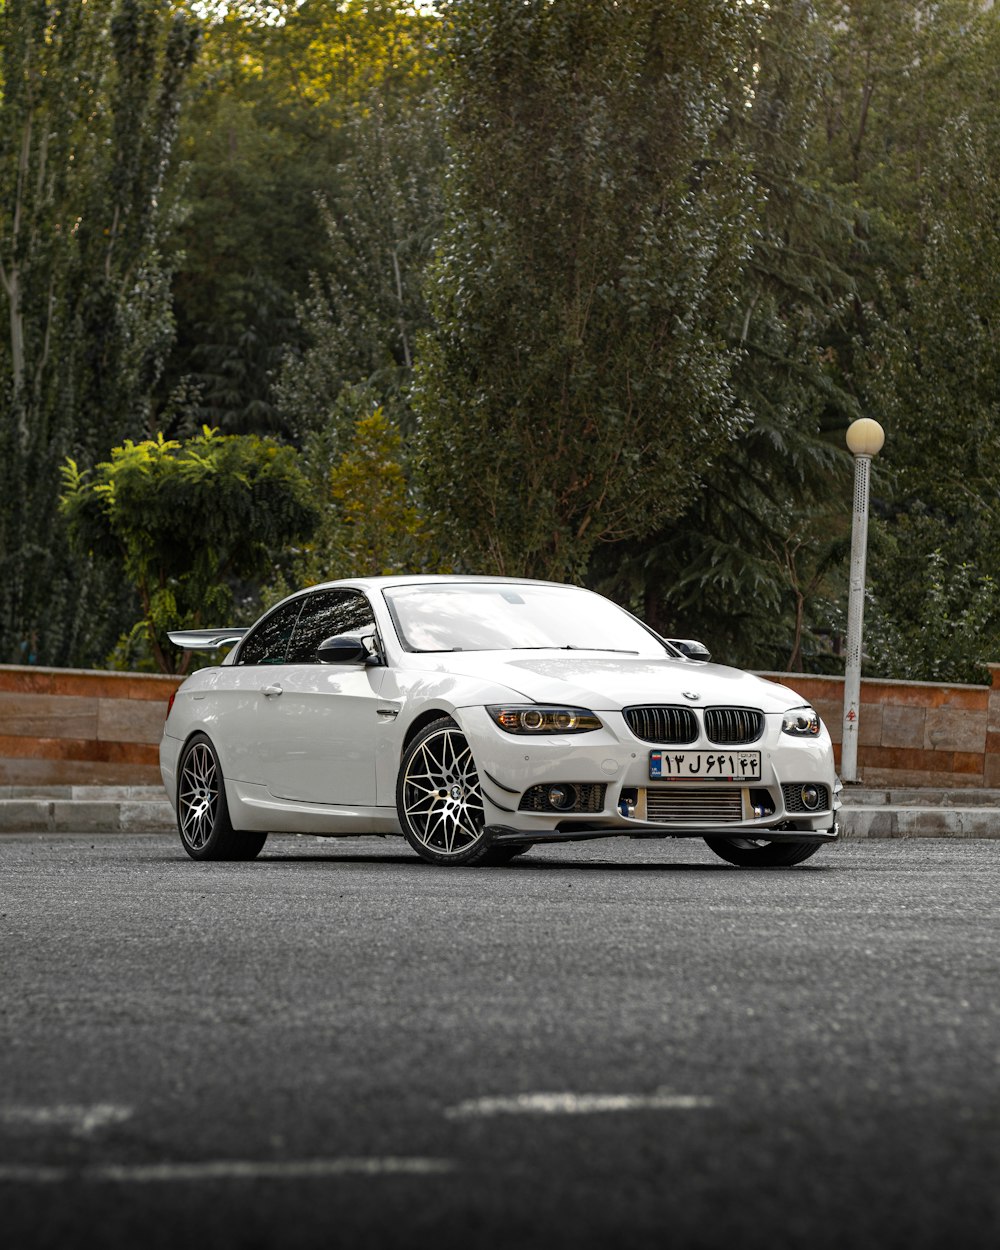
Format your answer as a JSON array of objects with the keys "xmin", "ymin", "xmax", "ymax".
[{"xmin": 1, "ymin": 784, "xmax": 998, "ymax": 837}]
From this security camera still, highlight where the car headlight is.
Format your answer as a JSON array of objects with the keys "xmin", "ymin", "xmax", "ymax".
[
  {"xmin": 782, "ymin": 705, "xmax": 820, "ymax": 737},
  {"xmin": 487, "ymin": 706, "xmax": 603, "ymax": 734}
]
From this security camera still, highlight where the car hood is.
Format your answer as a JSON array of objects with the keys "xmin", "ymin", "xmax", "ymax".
[{"xmin": 428, "ymin": 653, "xmax": 808, "ymax": 713}]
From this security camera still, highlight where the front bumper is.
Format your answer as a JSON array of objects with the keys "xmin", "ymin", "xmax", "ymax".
[{"xmin": 462, "ymin": 706, "xmax": 840, "ymax": 844}]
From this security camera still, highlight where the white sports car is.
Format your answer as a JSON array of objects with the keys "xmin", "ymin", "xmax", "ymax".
[{"xmin": 160, "ymin": 576, "xmax": 840, "ymax": 868}]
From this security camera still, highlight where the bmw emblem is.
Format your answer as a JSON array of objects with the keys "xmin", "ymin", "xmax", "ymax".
[{"xmin": 682, "ymin": 691, "xmax": 701, "ymax": 702}]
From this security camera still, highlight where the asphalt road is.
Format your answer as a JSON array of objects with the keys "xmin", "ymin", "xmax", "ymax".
[{"xmin": 1, "ymin": 832, "xmax": 998, "ymax": 1250}]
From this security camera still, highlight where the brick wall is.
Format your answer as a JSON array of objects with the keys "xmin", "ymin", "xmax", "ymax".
[
  {"xmin": 2, "ymin": 662, "xmax": 999, "ymax": 790},
  {"xmin": 0, "ymin": 665, "xmax": 182, "ymax": 786},
  {"xmin": 761, "ymin": 665, "xmax": 1000, "ymax": 788}
]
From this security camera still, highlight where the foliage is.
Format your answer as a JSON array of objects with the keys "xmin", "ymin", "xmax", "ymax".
[
  {"xmin": 863, "ymin": 543, "xmax": 999, "ymax": 686},
  {"xmin": 859, "ymin": 101, "xmax": 1000, "ymax": 678},
  {"xmin": 60, "ymin": 428, "xmax": 319, "ymax": 673},
  {"xmin": 275, "ymin": 96, "xmax": 443, "ymax": 440},
  {"xmin": 6, "ymin": 0, "xmax": 1000, "ymax": 684},
  {"xmin": 165, "ymin": 0, "xmax": 439, "ymax": 435},
  {"xmin": 0, "ymin": 0, "xmax": 199, "ymax": 665},
  {"xmin": 279, "ymin": 388, "xmax": 440, "ymax": 594},
  {"xmin": 601, "ymin": 0, "xmax": 1000, "ymax": 676},
  {"xmin": 413, "ymin": 0, "xmax": 758, "ymax": 582},
  {"xmin": 594, "ymin": 0, "xmax": 858, "ymax": 669}
]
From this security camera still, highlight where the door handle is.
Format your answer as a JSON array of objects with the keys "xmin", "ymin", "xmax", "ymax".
[{"xmin": 261, "ymin": 684, "xmax": 283, "ymax": 697}]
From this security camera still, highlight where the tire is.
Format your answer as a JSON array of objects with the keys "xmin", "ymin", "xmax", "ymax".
[
  {"xmin": 176, "ymin": 733, "xmax": 267, "ymax": 862},
  {"xmin": 481, "ymin": 844, "xmax": 532, "ymax": 866},
  {"xmin": 703, "ymin": 836, "xmax": 823, "ymax": 868},
  {"xmin": 396, "ymin": 718, "xmax": 493, "ymax": 866}
]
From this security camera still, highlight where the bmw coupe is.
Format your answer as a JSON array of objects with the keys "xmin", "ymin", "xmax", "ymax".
[{"xmin": 160, "ymin": 576, "xmax": 839, "ymax": 867}]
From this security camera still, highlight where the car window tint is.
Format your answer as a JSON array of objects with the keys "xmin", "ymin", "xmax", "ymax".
[
  {"xmin": 235, "ymin": 599, "xmax": 304, "ymax": 666},
  {"xmin": 285, "ymin": 590, "xmax": 377, "ymax": 664}
]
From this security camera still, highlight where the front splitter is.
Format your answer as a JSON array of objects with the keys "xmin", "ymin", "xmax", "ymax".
[{"xmin": 484, "ymin": 820, "xmax": 840, "ymax": 847}]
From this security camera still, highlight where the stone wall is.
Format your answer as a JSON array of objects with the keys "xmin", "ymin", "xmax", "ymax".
[
  {"xmin": 2, "ymin": 662, "xmax": 1000, "ymax": 790},
  {"xmin": 0, "ymin": 665, "xmax": 182, "ymax": 786},
  {"xmin": 761, "ymin": 665, "xmax": 1000, "ymax": 789}
]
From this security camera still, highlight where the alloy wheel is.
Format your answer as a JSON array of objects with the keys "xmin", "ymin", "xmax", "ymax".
[
  {"xmin": 401, "ymin": 727, "xmax": 486, "ymax": 857},
  {"xmin": 178, "ymin": 740, "xmax": 219, "ymax": 851}
]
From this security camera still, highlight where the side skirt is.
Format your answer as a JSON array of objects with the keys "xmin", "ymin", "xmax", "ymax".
[{"xmin": 227, "ymin": 780, "xmax": 401, "ymax": 835}]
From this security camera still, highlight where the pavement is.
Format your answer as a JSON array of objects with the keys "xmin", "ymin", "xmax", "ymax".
[
  {"xmin": 3, "ymin": 835, "xmax": 999, "ymax": 1250},
  {"xmin": 0, "ymin": 783, "xmax": 998, "ymax": 837}
]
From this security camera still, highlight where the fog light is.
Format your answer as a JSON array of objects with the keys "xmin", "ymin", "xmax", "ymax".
[
  {"xmin": 547, "ymin": 784, "xmax": 577, "ymax": 810},
  {"xmin": 800, "ymin": 784, "xmax": 821, "ymax": 811}
]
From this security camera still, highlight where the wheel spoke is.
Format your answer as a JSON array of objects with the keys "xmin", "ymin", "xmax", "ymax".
[
  {"xmin": 402, "ymin": 728, "xmax": 486, "ymax": 857},
  {"xmin": 179, "ymin": 742, "xmax": 218, "ymax": 850}
]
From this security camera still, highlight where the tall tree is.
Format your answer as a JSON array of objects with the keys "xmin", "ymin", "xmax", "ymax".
[
  {"xmin": 275, "ymin": 96, "xmax": 443, "ymax": 441},
  {"xmin": 815, "ymin": 0, "xmax": 1000, "ymax": 680},
  {"xmin": 0, "ymin": 0, "xmax": 198, "ymax": 665},
  {"xmin": 165, "ymin": 0, "xmax": 438, "ymax": 436},
  {"xmin": 861, "ymin": 110, "xmax": 1000, "ymax": 682},
  {"xmin": 596, "ymin": 0, "xmax": 858, "ymax": 671},
  {"xmin": 414, "ymin": 0, "xmax": 757, "ymax": 581}
]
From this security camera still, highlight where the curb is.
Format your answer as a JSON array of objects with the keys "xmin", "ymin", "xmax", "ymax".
[
  {"xmin": 0, "ymin": 788, "xmax": 998, "ymax": 838},
  {"xmin": 841, "ymin": 805, "xmax": 1000, "ymax": 839}
]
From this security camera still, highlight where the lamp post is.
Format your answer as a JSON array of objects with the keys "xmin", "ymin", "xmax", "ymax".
[{"xmin": 842, "ymin": 417, "xmax": 885, "ymax": 784}]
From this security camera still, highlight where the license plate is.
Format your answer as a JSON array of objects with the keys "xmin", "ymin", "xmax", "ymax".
[{"xmin": 649, "ymin": 750, "xmax": 761, "ymax": 782}]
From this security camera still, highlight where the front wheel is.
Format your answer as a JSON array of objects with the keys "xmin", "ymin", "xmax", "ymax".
[
  {"xmin": 396, "ymin": 719, "xmax": 493, "ymax": 866},
  {"xmin": 177, "ymin": 733, "xmax": 267, "ymax": 862},
  {"xmin": 704, "ymin": 836, "xmax": 823, "ymax": 868}
]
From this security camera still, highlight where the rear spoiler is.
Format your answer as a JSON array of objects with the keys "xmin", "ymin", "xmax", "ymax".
[{"xmin": 167, "ymin": 628, "xmax": 249, "ymax": 651}]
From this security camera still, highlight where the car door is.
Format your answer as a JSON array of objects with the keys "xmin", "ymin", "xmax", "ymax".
[
  {"xmin": 260, "ymin": 588, "xmax": 385, "ymax": 806},
  {"xmin": 214, "ymin": 596, "xmax": 306, "ymax": 786}
]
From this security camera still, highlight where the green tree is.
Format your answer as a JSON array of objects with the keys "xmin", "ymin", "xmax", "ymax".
[
  {"xmin": 0, "ymin": 0, "xmax": 199, "ymax": 665},
  {"xmin": 608, "ymin": 0, "xmax": 1000, "ymax": 675},
  {"xmin": 596, "ymin": 0, "xmax": 858, "ymax": 670},
  {"xmin": 279, "ymin": 388, "xmax": 439, "ymax": 593},
  {"xmin": 804, "ymin": 0, "xmax": 1000, "ymax": 679},
  {"xmin": 166, "ymin": 0, "xmax": 439, "ymax": 435},
  {"xmin": 860, "ymin": 107, "xmax": 1000, "ymax": 681},
  {"xmin": 414, "ymin": 0, "xmax": 757, "ymax": 582},
  {"xmin": 60, "ymin": 428, "xmax": 319, "ymax": 673},
  {"xmin": 275, "ymin": 96, "xmax": 443, "ymax": 440}
]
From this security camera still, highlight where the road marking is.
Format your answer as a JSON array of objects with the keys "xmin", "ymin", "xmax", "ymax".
[
  {"xmin": 444, "ymin": 1090, "xmax": 715, "ymax": 1119},
  {"xmin": 0, "ymin": 1158, "xmax": 455, "ymax": 1185},
  {"xmin": 0, "ymin": 1105, "xmax": 133, "ymax": 1137}
]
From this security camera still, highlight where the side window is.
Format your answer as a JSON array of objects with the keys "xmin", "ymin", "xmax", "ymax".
[
  {"xmin": 235, "ymin": 599, "xmax": 304, "ymax": 666},
  {"xmin": 285, "ymin": 590, "xmax": 377, "ymax": 664}
]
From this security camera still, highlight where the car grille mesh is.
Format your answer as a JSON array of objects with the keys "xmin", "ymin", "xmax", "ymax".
[
  {"xmin": 704, "ymin": 708, "xmax": 764, "ymax": 745},
  {"xmin": 518, "ymin": 783, "xmax": 606, "ymax": 814},
  {"xmin": 645, "ymin": 788, "xmax": 744, "ymax": 824},
  {"xmin": 624, "ymin": 706, "xmax": 698, "ymax": 744},
  {"xmin": 781, "ymin": 783, "xmax": 831, "ymax": 813}
]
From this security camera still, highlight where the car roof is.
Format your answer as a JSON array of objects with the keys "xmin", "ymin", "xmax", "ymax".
[{"xmin": 304, "ymin": 574, "xmax": 582, "ymax": 594}]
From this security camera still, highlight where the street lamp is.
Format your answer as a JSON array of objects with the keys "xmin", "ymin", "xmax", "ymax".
[{"xmin": 842, "ymin": 417, "xmax": 885, "ymax": 784}]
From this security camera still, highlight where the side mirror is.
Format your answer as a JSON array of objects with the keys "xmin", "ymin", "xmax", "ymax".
[
  {"xmin": 317, "ymin": 635, "xmax": 370, "ymax": 665},
  {"xmin": 668, "ymin": 638, "xmax": 711, "ymax": 663}
]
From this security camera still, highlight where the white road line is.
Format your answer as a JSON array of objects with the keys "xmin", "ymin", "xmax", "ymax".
[
  {"xmin": 0, "ymin": 1166, "xmax": 68, "ymax": 1184},
  {"xmin": 0, "ymin": 1158, "xmax": 455, "ymax": 1185},
  {"xmin": 0, "ymin": 1105, "xmax": 133, "ymax": 1137},
  {"xmin": 445, "ymin": 1090, "xmax": 715, "ymax": 1119}
]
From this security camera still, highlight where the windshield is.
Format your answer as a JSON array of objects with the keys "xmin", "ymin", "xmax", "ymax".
[{"xmin": 382, "ymin": 583, "xmax": 670, "ymax": 656}]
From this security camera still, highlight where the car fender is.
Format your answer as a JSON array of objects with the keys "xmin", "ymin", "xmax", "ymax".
[{"xmin": 374, "ymin": 669, "xmax": 533, "ymax": 807}]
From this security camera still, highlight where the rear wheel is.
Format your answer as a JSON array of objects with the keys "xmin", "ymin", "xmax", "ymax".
[
  {"xmin": 177, "ymin": 733, "xmax": 267, "ymax": 862},
  {"xmin": 397, "ymin": 719, "xmax": 493, "ymax": 866},
  {"xmin": 704, "ymin": 836, "xmax": 823, "ymax": 867}
]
